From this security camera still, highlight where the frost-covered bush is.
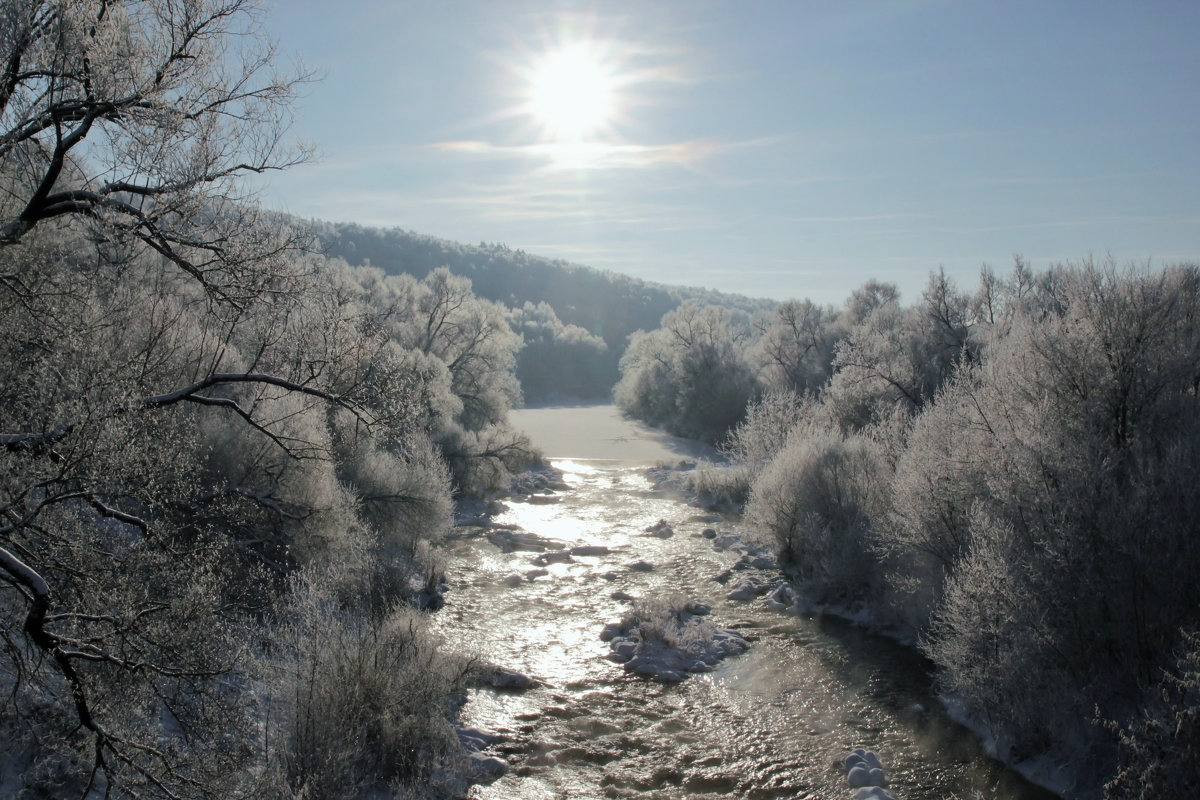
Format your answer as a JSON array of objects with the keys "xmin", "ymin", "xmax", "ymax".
[
  {"xmin": 746, "ymin": 429, "xmax": 890, "ymax": 604},
  {"xmin": 438, "ymin": 422, "xmax": 539, "ymax": 497},
  {"xmin": 723, "ymin": 389, "xmax": 809, "ymax": 466},
  {"xmin": 622, "ymin": 595, "xmax": 714, "ymax": 649},
  {"xmin": 876, "ymin": 368, "xmax": 993, "ymax": 628},
  {"xmin": 1105, "ymin": 631, "xmax": 1200, "ymax": 799},
  {"xmin": 687, "ymin": 460, "xmax": 755, "ymax": 510},
  {"xmin": 331, "ymin": 430, "xmax": 453, "ymax": 604},
  {"xmin": 261, "ymin": 580, "xmax": 470, "ymax": 799},
  {"xmin": 602, "ymin": 594, "xmax": 748, "ymax": 681}
]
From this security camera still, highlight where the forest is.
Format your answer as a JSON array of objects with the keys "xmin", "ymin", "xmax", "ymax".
[
  {"xmin": 1, "ymin": 1, "xmax": 1194, "ymax": 799},
  {"xmin": 617, "ymin": 261, "xmax": 1200, "ymax": 797}
]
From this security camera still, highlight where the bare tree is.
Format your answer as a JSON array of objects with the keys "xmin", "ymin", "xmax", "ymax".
[
  {"xmin": 0, "ymin": 0, "xmax": 312, "ymax": 304},
  {"xmin": 751, "ymin": 299, "xmax": 841, "ymax": 395},
  {"xmin": 0, "ymin": 3, "xmax": 353, "ymax": 795}
]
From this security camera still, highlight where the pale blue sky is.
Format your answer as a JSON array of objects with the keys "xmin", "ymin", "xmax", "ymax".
[{"xmin": 259, "ymin": 1, "xmax": 1200, "ymax": 305}]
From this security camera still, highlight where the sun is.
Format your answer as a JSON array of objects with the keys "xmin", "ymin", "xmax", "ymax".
[{"xmin": 527, "ymin": 44, "xmax": 616, "ymax": 141}]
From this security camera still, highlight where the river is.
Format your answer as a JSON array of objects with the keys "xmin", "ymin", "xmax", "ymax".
[{"xmin": 432, "ymin": 405, "xmax": 1059, "ymax": 800}]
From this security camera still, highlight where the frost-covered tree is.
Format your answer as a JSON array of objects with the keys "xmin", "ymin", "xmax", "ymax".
[
  {"xmin": 0, "ymin": 0, "xmax": 312, "ymax": 303},
  {"xmin": 750, "ymin": 299, "xmax": 842, "ymax": 395},
  {"xmin": 407, "ymin": 268, "xmax": 522, "ymax": 431},
  {"xmin": 510, "ymin": 300, "xmax": 610, "ymax": 403},
  {"xmin": 825, "ymin": 272, "xmax": 975, "ymax": 430},
  {"xmin": 0, "ymin": 4, "xmax": 481, "ymax": 796},
  {"xmin": 919, "ymin": 262, "xmax": 1200, "ymax": 774},
  {"xmin": 615, "ymin": 302, "xmax": 758, "ymax": 443}
]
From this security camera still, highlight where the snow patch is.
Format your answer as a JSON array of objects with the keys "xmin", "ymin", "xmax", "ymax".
[
  {"xmin": 727, "ymin": 577, "xmax": 772, "ymax": 601},
  {"xmin": 844, "ymin": 749, "xmax": 892, "ymax": 798},
  {"xmin": 601, "ymin": 595, "xmax": 748, "ymax": 682},
  {"xmin": 643, "ymin": 518, "xmax": 675, "ymax": 538}
]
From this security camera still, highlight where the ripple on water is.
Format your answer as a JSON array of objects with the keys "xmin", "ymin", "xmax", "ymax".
[{"xmin": 439, "ymin": 460, "xmax": 1059, "ymax": 800}]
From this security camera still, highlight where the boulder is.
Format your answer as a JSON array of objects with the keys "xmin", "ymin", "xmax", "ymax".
[
  {"xmin": 570, "ymin": 544, "xmax": 611, "ymax": 556},
  {"xmin": 853, "ymin": 789, "xmax": 896, "ymax": 800},
  {"xmin": 531, "ymin": 550, "xmax": 574, "ymax": 567},
  {"xmin": 845, "ymin": 749, "xmax": 887, "ymax": 790},
  {"xmin": 468, "ymin": 752, "xmax": 508, "ymax": 783},
  {"xmin": 476, "ymin": 664, "xmax": 539, "ymax": 691},
  {"xmin": 457, "ymin": 726, "xmax": 504, "ymax": 752},
  {"xmin": 727, "ymin": 578, "xmax": 770, "ymax": 601},
  {"xmin": 764, "ymin": 583, "xmax": 798, "ymax": 611},
  {"xmin": 643, "ymin": 519, "xmax": 674, "ymax": 538}
]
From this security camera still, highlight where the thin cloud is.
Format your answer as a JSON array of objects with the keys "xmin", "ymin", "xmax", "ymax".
[
  {"xmin": 781, "ymin": 213, "xmax": 929, "ymax": 224},
  {"xmin": 960, "ymin": 169, "xmax": 1174, "ymax": 188},
  {"xmin": 428, "ymin": 138, "xmax": 732, "ymax": 170},
  {"xmin": 425, "ymin": 189, "xmax": 705, "ymax": 228},
  {"xmin": 929, "ymin": 214, "xmax": 1200, "ymax": 235}
]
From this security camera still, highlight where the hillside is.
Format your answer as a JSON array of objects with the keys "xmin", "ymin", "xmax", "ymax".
[{"xmin": 308, "ymin": 220, "xmax": 774, "ymax": 402}]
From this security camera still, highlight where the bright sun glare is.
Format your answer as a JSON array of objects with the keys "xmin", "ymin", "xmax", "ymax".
[{"xmin": 528, "ymin": 45, "xmax": 616, "ymax": 141}]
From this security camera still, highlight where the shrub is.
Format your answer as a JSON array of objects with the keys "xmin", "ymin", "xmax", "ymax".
[
  {"xmin": 261, "ymin": 581, "xmax": 470, "ymax": 799},
  {"xmin": 746, "ymin": 429, "xmax": 890, "ymax": 604},
  {"xmin": 687, "ymin": 460, "xmax": 755, "ymax": 511}
]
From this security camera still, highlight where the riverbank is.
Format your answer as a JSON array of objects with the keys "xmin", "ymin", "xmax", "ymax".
[{"xmin": 654, "ymin": 464, "xmax": 1076, "ymax": 798}]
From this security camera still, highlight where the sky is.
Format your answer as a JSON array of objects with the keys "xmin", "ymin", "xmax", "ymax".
[{"xmin": 258, "ymin": 1, "xmax": 1200, "ymax": 306}]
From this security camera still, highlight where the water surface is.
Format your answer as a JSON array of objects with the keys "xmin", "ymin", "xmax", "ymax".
[{"xmin": 435, "ymin": 406, "xmax": 1057, "ymax": 799}]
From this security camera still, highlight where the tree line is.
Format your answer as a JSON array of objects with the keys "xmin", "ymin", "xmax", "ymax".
[{"xmin": 618, "ymin": 259, "xmax": 1200, "ymax": 797}]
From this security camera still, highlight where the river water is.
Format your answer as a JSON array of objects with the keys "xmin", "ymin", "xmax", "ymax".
[{"xmin": 433, "ymin": 406, "xmax": 1058, "ymax": 800}]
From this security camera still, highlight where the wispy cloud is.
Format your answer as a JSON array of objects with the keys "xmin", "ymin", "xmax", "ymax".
[
  {"xmin": 929, "ymin": 214, "xmax": 1200, "ymax": 235},
  {"xmin": 428, "ymin": 138, "xmax": 730, "ymax": 170},
  {"xmin": 422, "ymin": 183, "xmax": 720, "ymax": 230},
  {"xmin": 960, "ymin": 169, "xmax": 1174, "ymax": 188},
  {"xmin": 780, "ymin": 213, "xmax": 929, "ymax": 224}
]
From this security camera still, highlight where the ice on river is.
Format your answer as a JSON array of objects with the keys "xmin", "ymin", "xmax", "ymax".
[{"xmin": 509, "ymin": 404, "xmax": 718, "ymax": 464}]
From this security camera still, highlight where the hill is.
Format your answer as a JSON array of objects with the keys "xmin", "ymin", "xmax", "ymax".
[{"xmin": 308, "ymin": 220, "xmax": 773, "ymax": 402}]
